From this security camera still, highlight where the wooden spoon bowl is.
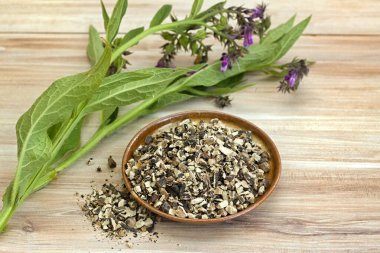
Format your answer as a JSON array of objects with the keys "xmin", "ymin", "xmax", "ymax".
[{"xmin": 121, "ymin": 111, "xmax": 281, "ymax": 224}]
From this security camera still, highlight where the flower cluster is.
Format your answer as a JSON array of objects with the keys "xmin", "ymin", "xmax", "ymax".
[
  {"xmin": 278, "ymin": 59, "xmax": 310, "ymax": 93},
  {"xmin": 154, "ymin": 2, "xmax": 310, "ymax": 93},
  {"xmin": 156, "ymin": 3, "xmax": 270, "ymax": 69},
  {"xmin": 219, "ymin": 3, "xmax": 270, "ymax": 72}
]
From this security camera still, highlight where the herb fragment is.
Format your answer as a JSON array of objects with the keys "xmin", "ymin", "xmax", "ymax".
[
  {"xmin": 81, "ymin": 183, "xmax": 157, "ymax": 239},
  {"xmin": 108, "ymin": 156, "xmax": 117, "ymax": 169},
  {"xmin": 87, "ymin": 158, "xmax": 95, "ymax": 166},
  {"xmin": 214, "ymin": 96, "xmax": 232, "ymax": 108}
]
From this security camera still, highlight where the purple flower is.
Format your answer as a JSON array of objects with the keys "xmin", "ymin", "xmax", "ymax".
[
  {"xmin": 278, "ymin": 59, "xmax": 310, "ymax": 93},
  {"xmin": 220, "ymin": 53, "xmax": 232, "ymax": 73},
  {"xmin": 252, "ymin": 4, "xmax": 266, "ymax": 19},
  {"xmin": 278, "ymin": 69, "xmax": 299, "ymax": 92},
  {"xmin": 284, "ymin": 70, "xmax": 298, "ymax": 88},
  {"xmin": 243, "ymin": 26, "xmax": 254, "ymax": 47}
]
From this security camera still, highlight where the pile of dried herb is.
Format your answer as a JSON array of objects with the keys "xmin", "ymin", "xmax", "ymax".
[
  {"xmin": 81, "ymin": 183, "xmax": 157, "ymax": 240},
  {"xmin": 126, "ymin": 118, "xmax": 271, "ymax": 219},
  {"xmin": 0, "ymin": 0, "xmax": 311, "ymax": 232}
]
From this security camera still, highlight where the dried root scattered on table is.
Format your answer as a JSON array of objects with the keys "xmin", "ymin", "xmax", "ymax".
[
  {"xmin": 80, "ymin": 183, "xmax": 158, "ymax": 242},
  {"xmin": 125, "ymin": 118, "xmax": 271, "ymax": 219}
]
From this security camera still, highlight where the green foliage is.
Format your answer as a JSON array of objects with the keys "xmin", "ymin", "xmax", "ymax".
[
  {"xmin": 150, "ymin": 4, "xmax": 172, "ymax": 27},
  {"xmin": 87, "ymin": 25, "xmax": 104, "ymax": 66},
  {"xmin": 190, "ymin": 0, "xmax": 204, "ymax": 17},
  {"xmin": 0, "ymin": 44, "xmax": 112, "ymax": 231},
  {"xmin": 101, "ymin": 0, "xmax": 110, "ymax": 30},
  {"xmin": 106, "ymin": 0, "xmax": 128, "ymax": 42}
]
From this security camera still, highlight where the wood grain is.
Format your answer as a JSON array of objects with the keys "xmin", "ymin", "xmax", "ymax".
[
  {"xmin": 0, "ymin": 0, "xmax": 380, "ymax": 252},
  {"xmin": 0, "ymin": 0, "xmax": 379, "ymax": 35}
]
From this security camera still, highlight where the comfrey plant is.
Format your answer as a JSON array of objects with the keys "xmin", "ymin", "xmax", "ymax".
[
  {"xmin": 0, "ymin": 0, "xmax": 311, "ymax": 232},
  {"xmin": 156, "ymin": 3, "xmax": 271, "ymax": 68}
]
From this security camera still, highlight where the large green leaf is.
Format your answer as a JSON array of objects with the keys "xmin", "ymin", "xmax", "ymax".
[
  {"xmin": 150, "ymin": 4, "xmax": 172, "ymax": 27},
  {"xmin": 273, "ymin": 16, "xmax": 311, "ymax": 60},
  {"xmin": 84, "ymin": 67, "xmax": 194, "ymax": 113},
  {"xmin": 262, "ymin": 15, "xmax": 296, "ymax": 44},
  {"xmin": 193, "ymin": 73, "xmax": 255, "ymax": 96},
  {"xmin": 8, "ymin": 45, "xmax": 111, "ymax": 205},
  {"xmin": 184, "ymin": 43, "xmax": 277, "ymax": 88},
  {"xmin": 106, "ymin": 0, "xmax": 128, "ymax": 42},
  {"xmin": 146, "ymin": 92, "xmax": 195, "ymax": 114}
]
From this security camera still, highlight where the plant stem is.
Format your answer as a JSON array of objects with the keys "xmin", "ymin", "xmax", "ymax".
[
  {"xmin": 111, "ymin": 19, "xmax": 206, "ymax": 62},
  {"xmin": 0, "ymin": 205, "xmax": 16, "ymax": 232},
  {"xmin": 186, "ymin": 87, "xmax": 211, "ymax": 96},
  {"xmin": 54, "ymin": 99, "xmax": 153, "ymax": 172}
]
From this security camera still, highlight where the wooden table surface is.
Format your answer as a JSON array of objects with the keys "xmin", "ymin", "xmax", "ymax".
[{"xmin": 0, "ymin": 1, "xmax": 379, "ymax": 252}]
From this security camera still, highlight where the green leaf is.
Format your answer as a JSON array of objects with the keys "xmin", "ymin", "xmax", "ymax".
[
  {"xmin": 85, "ymin": 67, "xmax": 193, "ymax": 113},
  {"xmin": 101, "ymin": 107, "xmax": 119, "ymax": 126},
  {"xmin": 101, "ymin": 0, "xmax": 110, "ymax": 31},
  {"xmin": 113, "ymin": 54, "xmax": 125, "ymax": 73},
  {"xmin": 186, "ymin": 73, "xmax": 254, "ymax": 97},
  {"xmin": 206, "ymin": 73, "xmax": 245, "ymax": 90},
  {"xmin": 87, "ymin": 25, "xmax": 104, "ymax": 66},
  {"xmin": 179, "ymin": 35, "xmax": 189, "ymax": 49},
  {"xmin": 196, "ymin": 1, "xmax": 226, "ymax": 19},
  {"xmin": 162, "ymin": 32, "xmax": 175, "ymax": 41},
  {"xmin": 150, "ymin": 4, "xmax": 172, "ymax": 28},
  {"xmin": 201, "ymin": 74, "xmax": 255, "ymax": 96},
  {"xmin": 99, "ymin": 70, "xmax": 151, "ymax": 89},
  {"xmin": 274, "ymin": 16, "xmax": 311, "ymax": 60},
  {"xmin": 190, "ymin": 41, "xmax": 199, "ymax": 54},
  {"xmin": 107, "ymin": 0, "xmax": 128, "ymax": 42},
  {"xmin": 9, "ymin": 44, "xmax": 111, "ymax": 206},
  {"xmin": 146, "ymin": 92, "xmax": 194, "ymax": 114},
  {"xmin": 219, "ymin": 15, "xmax": 228, "ymax": 27},
  {"xmin": 261, "ymin": 68, "xmax": 288, "ymax": 77},
  {"xmin": 47, "ymin": 121, "xmax": 64, "ymax": 140},
  {"xmin": 119, "ymin": 26, "xmax": 144, "ymax": 47},
  {"xmin": 184, "ymin": 43, "xmax": 277, "ymax": 88},
  {"xmin": 207, "ymin": 83, "xmax": 255, "ymax": 96},
  {"xmin": 190, "ymin": 0, "xmax": 204, "ymax": 17},
  {"xmin": 52, "ymin": 119, "xmax": 84, "ymax": 164},
  {"xmin": 194, "ymin": 29, "xmax": 206, "ymax": 40},
  {"xmin": 262, "ymin": 15, "xmax": 296, "ymax": 44},
  {"xmin": 263, "ymin": 16, "xmax": 271, "ymax": 31}
]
